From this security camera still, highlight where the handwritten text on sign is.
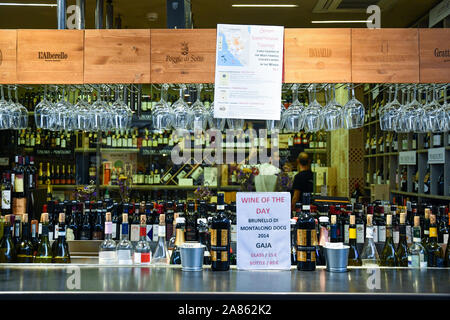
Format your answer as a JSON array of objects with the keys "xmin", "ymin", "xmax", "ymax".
[{"xmin": 236, "ymin": 192, "xmax": 291, "ymax": 270}]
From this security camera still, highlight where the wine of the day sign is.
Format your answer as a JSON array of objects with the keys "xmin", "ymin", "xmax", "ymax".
[{"xmin": 236, "ymin": 192, "xmax": 291, "ymax": 270}]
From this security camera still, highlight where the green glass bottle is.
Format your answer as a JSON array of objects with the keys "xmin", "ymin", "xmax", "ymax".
[
  {"xmin": 347, "ymin": 214, "xmax": 362, "ymax": 266},
  {"xmin": 34, "ymin": 212, "xmax": 52, "ymax": 263},
  {"xmin": 395, "ymin": 212, "xmax": 408, "ymax": 267},
  {"xmin": 380, "ymin": 214, "xmax": 397, "ymax": 266},
  {"xmin": 16, "ymin": 214, "xmax": 34, "ymax": 263},
  {"xmin": 426, "ymin": 214, "xmax": 444, "ymax": 267},
  {"xmin": 52, "ymin": 212, "xmax": 70, "ymax": 263},
  {"xmin": 0, "ymin": 215, "xmax": 15, "ymax": 263}
]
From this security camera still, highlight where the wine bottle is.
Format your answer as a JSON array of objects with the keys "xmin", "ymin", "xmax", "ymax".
[
  {"xmin": 16, "ymin": 214, "xmax": 33, "ymax": 263},
  {"xmin": 296, "ymin": 193, "xmax": 317, "ymax": 271},
  {"xmin": 211, "ymin": 192, "xmax": 230, "ymax": 271},
  {"xmin": 1, "ymin": 173, "xmax": 12, "ymax": 216},
  {"xmin": 185, "ymin": 202, "xmax": 198, "ymax": 242},
  {"xmin": 422, "ymin": 208, "xmax": 430, "ymax": 248},
  {"xmin": 395, "ymin": 212, "xmax": 408, "ymax": 267},
  {"xmin": 98, "ymin": 212, "xmax": 117, "ymax": 265},
  {"xmin": 330, "ymin": 215, "xmax": 339, "ymax": 243},
  {"xmin": 134, "ymin": 214, "xmax": 152, "ymax": 265},
  {"xmin": 34, "ymin": 212, "xmax": 52, "ymax": 263},
  {"xmin": 355, "ymin": 204, "xmax": 365, "ymax": 244},
  {"xmin": 426, "ymin": 214, "xmax": 444, "ymax": 267},
  {"xmin": 0, "ymin": 215, "xmax": 15, "ymax": 263},
  {"xmin": 117, "ymin": 213, "xmax": 134, "ymax": 265},
  {"xmin": 198, "ymin": 217, "xmax": 211, "ymax": 265},
  {"xmin": 152, "ymin": 209, "xmax": 169, "ymax": 265},
  {"xmin": 408, "ymin": 216, "xmax": 427, "ymax": 268},
  {"xmin": 52, "ymin": 212, "xmax": 70, "ymax": 263},
  {"xmin": 380, "ymin": 215, "xmax": 397, "ymax": 266},
  {"xmin": 347, "ymin": 214, "xmax": 362, "ymax": 266},
  {"xmin": 360, "ymin": 215, "xmax": 379, "ymax": 266},
  {"xmin": 169, "ymin": 216, "xmax": 185, "ymax": 265}
]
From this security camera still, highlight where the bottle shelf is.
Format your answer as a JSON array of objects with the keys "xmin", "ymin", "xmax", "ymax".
[
  {"xmin": 390, "ymin": 190, "xmax": 450, "ymax": 201},
  {"xmin": 364, "ymin": 152, "xmax": 399, "ymax": 158},
  {"xmin": 39, "ymin": 184, "xmax": 241, "ymax": 191}
]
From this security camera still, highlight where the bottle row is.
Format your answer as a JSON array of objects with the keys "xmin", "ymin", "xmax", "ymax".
[{"xmin": 365, "ymin": 132, "xmax": 449, "ymax": 154}]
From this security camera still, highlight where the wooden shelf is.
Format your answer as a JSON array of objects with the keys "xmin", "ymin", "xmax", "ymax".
[
  {"xmin": 99, "ymin": 185, "xmax": 240, "ymax": 191},
  {"xmin": 390, "ymin": 190, "xmax": 450, "ymax": 201},
  {"xmin": 364, "ymin": 152, "xmax": 399, "ymax": 158}
]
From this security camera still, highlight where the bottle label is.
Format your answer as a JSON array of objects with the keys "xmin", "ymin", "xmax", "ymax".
[
  {"xmin": 406, "ymin": 225, "xmax": 412, "ymax": 244},
  {"xmin": 92, "ymin": 231, "xmax": 102, "ymax": 240},
  {"xmin": 130, "ymin": 225, "xmax": 140, "ymax": 242},
  {"xmin": 66, "ymin": 228, "xmax": 75, "ymax": 241},
  {"xmin": 152, "ymin": 225, "xmax": 159, "ymax": 242},
  {"xmin": 1, "ymin": 190, "xmax": 11, "ymax": 209},
  {"xmin": 344, "ymin": 224, "xmax": 349, "ymax": 244},
  {"xmin": 393, "ymin": 230, "xmax": 400, "ymax": 244},
  {"xmin": 58, "ymin": 230, "xmax": 66, "ymax": 237},
  {"xmin": 146, "ymin": 225, "xmax": 152, "ymax": 241},
  {"xmin": 105, "ymin": 222, "xmax": 112, "ymax": 235},
  {"xmin": 49, "ymin": 231, "xmax": 54, "ymax": 241},
  {"xmin": 444, "ymin": 234, "xmax": 449, "ymax": 246},
  {"xmin": 158, "ymin": 226, "xmax": 166, "ymax": 237},
  {"xmin": 14, "ymin": 176, "xmax": 24, "ymax": 193},
  {"xmin": 356, "ymin": 224, "xmax": 365, "ymax": 244},
  {"xmin": 99, "ymin": 251, "xmax": 117, "ymax": 264},
  {"xmin": 296, "ymin": 229, "xmax": 317, "ymax": 262},
  {"xmin": 117, "ymin": 250, "xmax": 132, "ymax": 262},
  {"xmin": 366, "ymin": 227, "xmax": 373, "ymax": 239},
  {"xmin": 349, "ymin": 227, "xmax": 356, "ymax": 240},
  {"xmin": 378, "ymin": 226, "xmax": 386, "ymax": 243},
  {"xmin": 134, "ymin": 252, "xmax": 151, "ymax": 264},
  {"xmin": 231, "ymin": 225, "xmax": 237, "ymax": 242},
  {"xmin": 373, "ymin": 226, "xmax": 378, "ymax": 242},
  {"xmin": 38, "ymin": 223, "xmax": 42, "ymax": 235},
  {"xmin": 429, "ymin": 227, "xmax": 437, "ymax": 238},
  {"xmin": 111, "ymin": 223, "xmax": 117, "ymax": 239}
]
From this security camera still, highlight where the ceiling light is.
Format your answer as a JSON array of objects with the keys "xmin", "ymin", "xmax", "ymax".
[
  {"xmin": 311, "ymin": 20, "xmax": 371, "ymax": 24},
  {"xmin": 0, "ymin": 2, "xmax": 57, "ymax": 6},
  {"xmin": 232, "ymin": 4, "xmax": 298, "ymax": 8}
]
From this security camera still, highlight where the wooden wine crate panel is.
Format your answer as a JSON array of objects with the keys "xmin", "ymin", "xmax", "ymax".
[
  {"xmin": 151, "ymin": 29, "xmax": 216, "ymax": 83},
  {"xmin": 0, "ymin": 30, "xmax": 17, "ymax": 84},
  {"xmin": 419, "ymin": 29, "xmax": 450, "ymax": 83},
  {"xmin": 352, "ymin": 29, "xmax": 419, "ymax": 83},
  {"xmin": 84, "ymin": 29, "xmax": 150, "ymax": 83},
  {"xmin": 17, "ymin": 30, "xmax": 84, "ymax": 84},
  {"xmin": 284, "ymin": 28, "xmax": 351, "ymax": 83}
]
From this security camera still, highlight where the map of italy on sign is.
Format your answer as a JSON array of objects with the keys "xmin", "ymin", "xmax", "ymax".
[
  {"xmin": 236, "ymin": 192, "xmax": 291, "ymax": 270},
  {"xmin": 214, "ymin": 24, "xmax": 284, "ymax": 121}
]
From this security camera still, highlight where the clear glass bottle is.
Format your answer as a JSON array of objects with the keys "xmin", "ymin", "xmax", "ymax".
[
  {"xmin": 152, "ymin": 210, "xmax": 169, "ymax": 265},
  {"xmin": 16, "ymin": 214, "xmax": 33, "ymax": 263},
  {"xmin": 98, "ymin": 212, "xmax": 117, "ymax": 265},
  {"xmin": 117, "ymin": 213, "xmax": 133, "ymax": 264},
  {"xmin": 0, "ymin": 215, "xmax": 15, "ymax": 263},
  {"xmin": 360, "ymin": 214, "xmax": 379, "ymax": 266},
  {"xmin": 408, "ymin": 216, "xmax": 428, "ymax": 268},
  {"xmin": 134, "ymin": 214, "xmax": 151, "ymax": 265}
]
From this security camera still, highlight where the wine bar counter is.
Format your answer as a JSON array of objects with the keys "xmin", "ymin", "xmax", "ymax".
[{"xmin": 0, "ymin": 264, "xmax": 448, "ymax": 300}]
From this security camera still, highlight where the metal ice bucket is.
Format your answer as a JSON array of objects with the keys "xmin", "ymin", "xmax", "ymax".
[
  {"xmin": 180, "ymin": 242, "xmax": 205, "ymax": 272},
  {"xmin": 324, "ymin": 244, "xmax": 349, "ymax": 273}
]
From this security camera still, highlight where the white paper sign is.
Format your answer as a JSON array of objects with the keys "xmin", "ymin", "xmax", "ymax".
[
  {"xmin": 236, "ymin": 192, "xmax": 291, "ymax": 270},
  {"xmin": 214, "ymin": 24, "xmax": 284, "ymax": 121},
  {"xmin": 428, "ymin": 147, "xmax": 446, "ymax": 164},
  {"xmin": 399, "ymin": 151, "xmax": 417, "ymax": 165}
]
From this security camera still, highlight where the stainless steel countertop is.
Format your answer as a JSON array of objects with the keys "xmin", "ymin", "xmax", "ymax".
[{"xmin": 0, "ymin": 264, "xmax": 449, "ymax": 299}]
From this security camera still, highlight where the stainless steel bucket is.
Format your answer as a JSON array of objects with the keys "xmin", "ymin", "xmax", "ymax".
[
  {"xmin": 325, "ymin": 245, "xmax": 350, "ymax": 273},
  {"xmin": 180, "ymin": 243, "xmax": 205, "ymax": 272}
]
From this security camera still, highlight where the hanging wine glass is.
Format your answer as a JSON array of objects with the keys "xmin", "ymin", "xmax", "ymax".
[
  {"xmin": 151, "ymin": 83, "xmax": 174, "ymax": 132},
  {"xmin": 191, "ymin": 83, "xmax": 211, "ymax": 131},
  {"xmin": 111, "ymin": 85, "xmax": 133, "ymax": 131},
  {"xmin": 379, "ymin": 85, "xmax": 400, "ymax": 132},
  {"xmin": 209, "ymin": 100, "xmax": 226, "ymax": 131},
  {"xmin": 14, "ymin": 86, "xmax": 28, "ymax": 130},
  {"xmin": 303, "ymin": 84, "xmax": 323, "ymax": 132},
  {"xmin": 342, "ymin": 83, "xmax": 365, "ymax": 129},
  {"xmin": 0, "ymin": 85, "xmax": 9, "ymax": 129},
  {"xmin": 266, "ymin": 103, "xmax": 285, "ymax": 133},
  {"xmin": 172, "ymin": 84, "xmax": 193, "ymax": 130},
  {"xmin": 321, "ymin": 84, "xmax": 342, "ymax": 131},
  {"xmin": 282, "ymin": 84, "xmax": 304, "ymax": 132}
]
